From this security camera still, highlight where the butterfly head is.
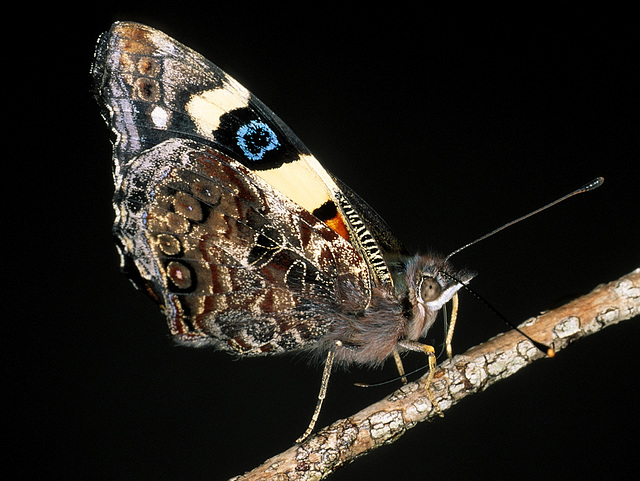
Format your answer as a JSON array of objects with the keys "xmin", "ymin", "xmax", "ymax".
[{"xmin": 396, "ymin": 254, "xmax": 475, "ymax": 341}]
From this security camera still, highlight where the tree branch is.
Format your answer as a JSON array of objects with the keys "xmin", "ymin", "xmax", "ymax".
[{"xmin": 230, "ymin": 268, "xmax": 640, "ymax": 481}]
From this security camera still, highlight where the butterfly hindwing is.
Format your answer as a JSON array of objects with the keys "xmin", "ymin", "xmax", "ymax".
[{"xmin": 113, "ymin": 136, "xmax": 372, "ymax": 353}]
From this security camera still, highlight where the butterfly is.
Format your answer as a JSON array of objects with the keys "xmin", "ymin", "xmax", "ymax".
[{"xmin": 92, "ymin": 21, "xmax": 475, "ymax": 441}]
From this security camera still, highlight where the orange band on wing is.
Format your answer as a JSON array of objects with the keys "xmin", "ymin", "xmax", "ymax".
[{"xmin": 325, "ymin": 214, "xmax": 350, "ymax": 240}]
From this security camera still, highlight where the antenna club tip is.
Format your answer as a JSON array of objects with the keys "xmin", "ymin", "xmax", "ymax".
[
  {"xmin": 585, "ymin": 177, "xmax": 605, "ymax": 191},
  {"xmin": 546, "ymin": 347, "xmax": 556, "ymax": 358}
]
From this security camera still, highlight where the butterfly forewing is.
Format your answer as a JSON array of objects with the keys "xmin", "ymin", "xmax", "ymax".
[
  {"xmin": 93, "ymin": 21, "xmax": 395, "ymax": 289},
  {"xmin": 92, "ymin": 22, "xmax": 391, "ymax": 353}
]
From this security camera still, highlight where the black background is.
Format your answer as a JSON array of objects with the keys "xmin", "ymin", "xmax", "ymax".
[{"xmin": 19, "ymin": 5, "xmax": 639, "ymax": 480}]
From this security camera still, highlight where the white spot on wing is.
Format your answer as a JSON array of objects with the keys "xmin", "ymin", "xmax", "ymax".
[{"xmin": 151, "ymin": 106, "xmax": 168, "ymax": 128}]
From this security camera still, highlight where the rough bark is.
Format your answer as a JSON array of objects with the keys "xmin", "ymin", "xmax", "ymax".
[{"xmin": 230, "ymin": 268, "xmax": 640, "ymax": 481}]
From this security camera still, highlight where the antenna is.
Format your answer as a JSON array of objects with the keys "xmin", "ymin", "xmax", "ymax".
[
  {"xmin": 445, "ymin": 177, "xmax": 604, "ymax": 262},
  {"xmin": 444, "ymin": 176, "xmax": 604, "ymax": 357}
]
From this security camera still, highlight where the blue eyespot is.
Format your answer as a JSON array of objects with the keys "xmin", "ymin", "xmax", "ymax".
[{"xmin": 236, "ymin": 120, "xmax": 280, "ymax": 161}]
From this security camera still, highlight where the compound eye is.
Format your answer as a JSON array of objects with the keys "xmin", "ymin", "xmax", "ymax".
[{"xmin": 420, "ymin": 276, "xmax": 442, "ymax": 302}]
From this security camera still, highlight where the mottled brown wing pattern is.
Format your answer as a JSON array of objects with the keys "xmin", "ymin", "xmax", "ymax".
[{"xmin": 116, "ymin": 137, "xmax": 371, "ymax": 355}]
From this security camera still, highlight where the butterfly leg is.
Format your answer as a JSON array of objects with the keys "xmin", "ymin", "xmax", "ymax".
[
  {"xmin": 445, "ymin": 292, "xmax": 460, "ymax": 359},
  {"xmin": 396, "ymin": 339, "xmax": 444, "ymax": 417},
  {"xmin": 296, "ymin": 340, "xmax": 342, "ymax": 444},
  {"xmin": 392, "ymin": 348, "xmax": 408, "ymax": 384}
]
